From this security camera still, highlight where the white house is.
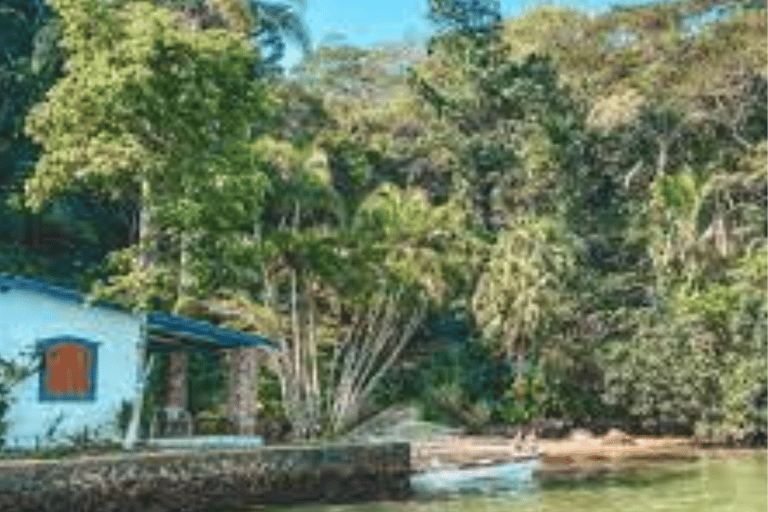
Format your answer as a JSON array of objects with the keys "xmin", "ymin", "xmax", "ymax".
[{"xmin": 0, "ymin": 274, "xmax": 274, "ymax": 451}]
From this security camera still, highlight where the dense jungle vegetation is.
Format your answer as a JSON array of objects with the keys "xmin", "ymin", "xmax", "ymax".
[{"xmin": 0, "ymin": 0, "xmax": 765, "ymax": 444}]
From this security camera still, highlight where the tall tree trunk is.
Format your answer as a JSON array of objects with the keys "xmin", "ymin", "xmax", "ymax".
[
  {"xmin": 308, "ymin": 278, "xmax": 320, "ymax": 434},
  {"xmin": 177, "ymin": 230, "xmax": 195, "ymax": 305},
  {"xmin": 290, "ymin": 267, "xmax": 302, "ymax": 406},
  {"xmin": 138, "ymin": 178, "xmax": 192, "ymax": 433},
  {"xmin": 327, "ymin": 291, "xmax": 426, "ymax": 435},
  {"xmin": 138, "ymin": 179, "xmax": 155, "ymax": 271},
  {"xmin": 515, "ymin": 350, "xmax": 525, "ymax": 382},
  {"xmin": 166, "ymin": 224, "xmax": 194, "ymax": 429}
]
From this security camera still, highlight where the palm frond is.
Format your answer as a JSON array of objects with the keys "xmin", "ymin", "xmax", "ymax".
[{"xmin": 248, "ymin": 0, "xmax": 312, "ymax": 56}]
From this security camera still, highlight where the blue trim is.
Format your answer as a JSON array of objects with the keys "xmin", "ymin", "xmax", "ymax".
[
  {"xmin": 0, "ymin": 274, "xmax": 128, "ymax": 312},
  {"xmin": 38, "ymin": 336, "xmax": 98, "ymax": 402},
  {"xmin": 0, "ymin": 274, "xmax": 277, "ymax": 351}
]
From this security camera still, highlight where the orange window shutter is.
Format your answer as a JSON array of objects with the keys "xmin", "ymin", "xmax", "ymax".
[{"xmin": 46, "ymin": 343, "xmax": 91, "ymax": 396}]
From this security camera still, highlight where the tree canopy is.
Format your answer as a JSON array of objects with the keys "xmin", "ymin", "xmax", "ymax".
[{"xmin": 1, "ymin": 0, "xmax": 765, "ymax": 442}]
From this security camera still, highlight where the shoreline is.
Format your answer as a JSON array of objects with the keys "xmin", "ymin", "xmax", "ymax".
[
  {"xmin": 2, "ymin": 432, "xmax": 763, "ymax": 473},
  {"xmin": 411, "ymin": 430, "xmax": 766, "ymax": 473}
]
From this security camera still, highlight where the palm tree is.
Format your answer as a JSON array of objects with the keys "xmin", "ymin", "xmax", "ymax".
[
  {"xmin": 247, "ymin": 0, "xmax": 311, "ymax": 73},
  {"xmin": 471, "ymin": 216, "xmax": 575, "ymax": 378}
]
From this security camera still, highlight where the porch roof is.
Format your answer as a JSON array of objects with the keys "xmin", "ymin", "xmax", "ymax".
[{"xmin": 146, "ymin": 311, "xmax": 275, "ymax": 352}]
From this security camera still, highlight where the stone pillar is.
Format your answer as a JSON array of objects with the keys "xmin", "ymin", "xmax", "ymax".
[
  {"xmin": 164, "ymin": 351, "xmax": 188, "ymax": 409},
  {"xmin": 226, "ymin": 346, "xmax": 258, "ymax": 435}
]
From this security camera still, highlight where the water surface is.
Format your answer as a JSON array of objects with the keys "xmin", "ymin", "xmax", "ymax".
[{"xmin": 260, "ymin": 453, "xmax": 767, "ymax": 512}]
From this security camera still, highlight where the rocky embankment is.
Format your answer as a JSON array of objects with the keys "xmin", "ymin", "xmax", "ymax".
[{"xmin": 0, "ymin": 443, "xmax": 411, "ymax": 512}]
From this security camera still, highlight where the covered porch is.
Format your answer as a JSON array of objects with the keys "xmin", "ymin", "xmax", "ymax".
[{"xmin": 123, "ymin": 311, "xmax": 277, "ymax": 450}]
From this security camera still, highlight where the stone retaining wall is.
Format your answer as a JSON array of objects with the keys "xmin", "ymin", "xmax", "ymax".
[{"xmin": 0, "ymin": 443, "xmax": 411, "ymax": 512}]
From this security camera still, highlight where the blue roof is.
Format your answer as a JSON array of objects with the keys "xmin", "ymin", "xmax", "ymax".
[
  {"xmin": 147, "ymin": 311, "xmax": 275, "ymax": 351},
  {"xmin": 0, "ymin": 274, "xmax": 277, "ymax": 351}
]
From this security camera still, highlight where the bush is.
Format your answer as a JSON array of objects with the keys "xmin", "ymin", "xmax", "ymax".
[
  {"xmin": 256, "ymin": 365, "xmax": 286, "ymax": 422},
  {"xmin": 0, "ymin": 357, "xmax": 32, "ymax": 448}
]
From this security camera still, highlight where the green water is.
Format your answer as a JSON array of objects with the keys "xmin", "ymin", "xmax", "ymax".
[{"xmin": 263, "ymin": 453, "xmax": 767, "ymax": 512}]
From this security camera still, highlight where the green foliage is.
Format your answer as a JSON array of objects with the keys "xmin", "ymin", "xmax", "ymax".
[
  {"xmin": 427, "ymin": 0, "xmax": 501, "ymax": 34},
  {"xmin": 600, "ymin": 316, "xmax": 721, "ymax": 426},
  {"xmin": 139, "ymin": 353, "xmax": 169, "ymax": 435},
  {"xmin": 717, "ymin": 354, "xmax": 767, "ymax": 439},
  {"xmin": 1, "ymin": 0, "xmax": 764, "ymax": 443},
  {"xmin": 255, "ymin": 366, "xmax": 285, "ymax": 422},
  {"xmin": 0, "ymin": 0, "xmax": 106, "ymax": 284},
  {"xmin": 25, "ymin": 0, "xmax": 269, "ymax": 210},
  {"xmin": 472, "ymin": 215, "xmax": 576, "ymax": 358},
  {"xmin": 0, "ymin": 0, "xmax": 61, "ymax": 172},
  {"xmin": 188, "ymin": 351, "xmax": 227, "ymax": 415},
  {"xmin": 354, "ymin": 184, "xmax": 477, "ymax": 303},
  {"xmin": 496, "ymin": 369, "xmax": 546, "ymax": 423},
  {"xmin": 21, "ymin": 0, "xmax": 274, "ymax": 310},
  {"xmin": 0, "ymin": 357, "xmax": 33, "ymax": 447}
]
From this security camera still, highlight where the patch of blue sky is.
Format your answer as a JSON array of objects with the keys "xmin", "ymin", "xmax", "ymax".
[{"xmin": 281, "ymin": 0, "xmax": 663, "ymax": 70}]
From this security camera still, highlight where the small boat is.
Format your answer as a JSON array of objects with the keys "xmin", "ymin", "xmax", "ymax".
[{"xmin": 410, "ymin": 459, "xmax": 539, "ymax": 496}]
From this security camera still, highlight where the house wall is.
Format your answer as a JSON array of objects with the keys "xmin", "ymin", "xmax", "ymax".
[{"xmin": 0, "ymin": 289, "xmax": 142, "ymax": 449}]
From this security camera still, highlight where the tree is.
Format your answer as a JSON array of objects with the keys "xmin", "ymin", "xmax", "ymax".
[
  {"xmin": 325, "ymin": 288, "xmax": 426, "ymax": 435},
  {"xmin": 0, "ymin": 0, "xmax": 60, "ymax": 175},
  {"xmin": 427, "ymin": 0, "xmax": 502, "ymax": 35},
  {"xmin": 247, "ymin": 0, "xmax": 311, "ymax": 73},
  {"xmin": 25, "ymin": 0, "xmax": 271, "ymax": 309},
  {"xmin": 215, "ymin": 107, "xmax": 477, "ymax": 437},
  {"xmin": 411, "ymin": 19, "xmax": 582, "ymax": 233},
  {"xmin": 472, "ymin": 216, "xmax": 575, "ymax": 378},
  {"xmin": 409, "ymin": 0, "xmax": 767, "ymax": 436},
  {"xmin": 567, "ymin": 2, "xmax": 768, "ymax": 435},
  {"xmin": 7, "ymin": 0, "xmax": 766, "ymax": 442}
]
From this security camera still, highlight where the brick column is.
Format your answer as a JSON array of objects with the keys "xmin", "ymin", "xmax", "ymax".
[{"xmin": 226, "ymin": 346, "xmax": 258, "ymax": 435}]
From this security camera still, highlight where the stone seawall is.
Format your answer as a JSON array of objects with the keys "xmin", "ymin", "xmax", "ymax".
[{"xmin": 0, "ymin": 443, "xmax": 411, "ymax": 512}]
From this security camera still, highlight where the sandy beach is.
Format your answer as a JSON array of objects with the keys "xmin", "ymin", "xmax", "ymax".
[{"xmin": 410, "ymin": 429, "xmax": 746, "ymax": 473}]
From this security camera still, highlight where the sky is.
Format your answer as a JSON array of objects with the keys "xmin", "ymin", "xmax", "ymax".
[{"xmin": 281, "ymin": 0, "xmax": 653, "ymax": 68}]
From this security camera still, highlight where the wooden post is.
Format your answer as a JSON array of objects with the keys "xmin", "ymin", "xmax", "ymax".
[{"xmin": 123, "ymin": 349, "xmax": 154, "ymax": 450}]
